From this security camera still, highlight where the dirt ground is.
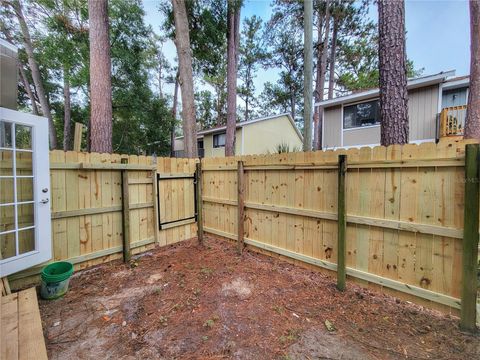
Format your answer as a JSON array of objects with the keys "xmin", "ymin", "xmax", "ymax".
[{"xmin": 39, "ymin": 236, "xmax": 479, "ymax": 359}]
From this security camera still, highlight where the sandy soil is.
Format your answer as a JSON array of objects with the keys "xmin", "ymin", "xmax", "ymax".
[{"xmin": 39, "ymin": 236, "xmax": 479, "ymax": 359}]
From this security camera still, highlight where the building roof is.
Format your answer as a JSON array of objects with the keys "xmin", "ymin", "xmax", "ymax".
[
  {"xmin": 0, "ymin": 38, "xmax": 17, "ymax": 52},
  {"xmin": 442, "ymin": 75, "xmax": 470, "ymax": 90},
  {"xmin": 315, "ymin": 70, "xmax": 457, "ymax": 108},
  {"xmin": 176, "ymin": 113, "xmax": 303, "ymax": 140}
]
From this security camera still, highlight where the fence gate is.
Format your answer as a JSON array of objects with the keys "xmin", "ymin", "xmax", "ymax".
[{"xmin": 156, "ymin": 172, "xmax": 197, "ymax": 230}]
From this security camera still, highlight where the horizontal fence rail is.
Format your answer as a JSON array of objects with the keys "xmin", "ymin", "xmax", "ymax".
[
  {"xmin": 200, "ymin": 140, "xmax": 480, "ymax": 327},
  {"xmin": 7, "ymin": 151, "xmax": 198, "ymax": 286}
]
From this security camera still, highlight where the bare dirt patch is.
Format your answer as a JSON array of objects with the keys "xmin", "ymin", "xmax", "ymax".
[{"xmin": 39, "ymin": 236, "xmax": 479, "ymax": 359}]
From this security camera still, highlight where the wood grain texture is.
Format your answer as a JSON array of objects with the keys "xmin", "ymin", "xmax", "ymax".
[
  {"xmin": 201, "ymin": 140, "xmax": 478, "ymax": 313},
  {"xmin": 9, "ymin": 152, "xmax": 197, "ymax": 287}
]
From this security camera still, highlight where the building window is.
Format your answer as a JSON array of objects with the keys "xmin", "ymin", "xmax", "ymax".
[
  {"xmin": 343, "ymin": 100, "xmax": 380, "ymax": 129},
  {"xmin": 213, "ymin": 133, "xmax": 226, "ymax": 148}
]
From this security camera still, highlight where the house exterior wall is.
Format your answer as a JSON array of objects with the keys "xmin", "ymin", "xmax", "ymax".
[
  {"xmin": 203, "ymin": 129, "xmax": 242, "ymax": 157},
  {"xmin": 176, "ymin": 114, "xmax": 302, "ymax": 157},
  {"xmin": 1, "ymin": 41, "xmax": 18, "ymax": 110},
  {"xmin": 408, "ymin": 85, "xmax": 439, "ymax": 141},
  {"xmin": 343, "ymin": 126, "xmax": 381, "ymax": 147},
  {"xmin": 242, "ymin": 114, "xmax": 302, "ymax": 155},
  {"xmin": 174, "ymin": 138, "xmax": 184, "ymax": 151},
  {"xmin": 323, "ymin": 84, "xmax": 439, "ymax": 148},
  {"xmin": 323, "ymin": 106, "xmax": 342, "ymax": 148}
]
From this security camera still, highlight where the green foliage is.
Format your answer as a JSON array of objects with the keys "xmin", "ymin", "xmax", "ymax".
[
  {"xmin": 261, "ymin": 3, "xmax": 304, "ymax": 123},
  {"xmin": 161, "ymin": 0, "xmax": 228, "ymax": 127},
  {"xmin": 238, "ymin": 15, "xmax": 266, "ymax": 121},
  {"xmin": 273, "ymin": 142, "xmax": 300, "ymax": 154},
  {"xmin": 196, "ymin": 90, "xmax": 216, "ymax": 129},
  {"xmin": 2, "ymin": 0, "xmax": 175, "ymax": 155}
]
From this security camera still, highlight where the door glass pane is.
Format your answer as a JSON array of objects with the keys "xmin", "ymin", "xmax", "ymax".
[
  {"xmin": 0, "ymin": 121, "xmax": 13, "ymax": 148},
  {"xmin": 17, "ymin": 203, "xmax": 34, "ymax": 228},
  {"xmin": 0, "ymin": 232, "xmax": 16, "ymax": 259},
  {"xmin": 0, "ymin": 150, "xmax": 13, "ymax": 176},
  {"xmin": 18, "ymin": 228, "xmax": 34, "ymax": 254},
  {"xmin": 17, "ymin": 178, "xmax": 33, "ymax": 202},
  {"xmin": 15, "ymin": 125, "xmax": 32, "ymax": 150},
  {"xmin": 16, "ymin": 151, "xmax": 33, "ymax": 175},
  {"xmin": 0, "ymin": 205, "xmax": 15, "ymax": 232},
  {"xmin": 0, "ymin": 178, "xmax": 14, "ymax": 204}
]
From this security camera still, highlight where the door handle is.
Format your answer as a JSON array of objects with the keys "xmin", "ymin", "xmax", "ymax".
[{"xmin": 40, "ymin": 198, "xmax": 49, "ymax": 204}]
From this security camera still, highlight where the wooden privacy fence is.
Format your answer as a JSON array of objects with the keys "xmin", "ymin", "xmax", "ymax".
[
  {"xmin": 9, "ymin": 151, "xmax": 197, "ymax": 286},
  {"xmin": 200, "ymin": 140, "xmax": 480, "ymax": 330}
]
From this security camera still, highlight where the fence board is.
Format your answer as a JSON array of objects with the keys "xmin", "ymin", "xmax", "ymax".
[
  {"xmin": 201, "ymin": 140, "xmax": 479, "ymax": 314},
  {"xmin": 8, "ymin": 152, "xmax": 197, "ymax": 287}
]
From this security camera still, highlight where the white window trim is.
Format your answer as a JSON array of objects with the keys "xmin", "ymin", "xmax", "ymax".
[
  {"xmin": 342, "ymin": 99, "xmax": 381, "ymax": 132},
  {"xmin": 213, "ymin": 132, "xmax": 226, "ymax": 148},
  {"xmin": 0, "ymin": 107, "xmax": 52, "ymax": 276},
  {"xmin": 343, "ymin": 124, "xmax": 381, "ymax": 132}
]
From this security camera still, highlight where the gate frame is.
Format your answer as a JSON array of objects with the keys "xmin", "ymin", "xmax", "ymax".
[{"xmin": 156, "ymin": 172, "xmax": 198, "ymax": 230}]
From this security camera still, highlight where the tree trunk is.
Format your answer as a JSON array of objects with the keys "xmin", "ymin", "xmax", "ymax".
[
  {"xmin": 378, "ymin": 0, "xmax": 409, "ymax": 146},
  {"xmin": 12, "ymin": 0, "xmax": 57, "ymax": 149},
  {"xmin": 303, "ymin": 0, "xmax": 314, "ymax": 151},
  {"xmin": 158, "ymin": 51, "xmax": 163, "ymax": 98},
  {"xmin": 245, "ymin": 93, "xmax": 249, "ymax": 122},
  {"xmin": 172, "ymin": 0, "xmax": 197, "ymax": 158},
  {"xmin": 18, "ymin": 63, "xmax": 38, "ymax": 115},
  {"xmin": 226, "ymin": 0, "xmax": 241, "ymax": 156},
  {"xmin": 63, "ymin": 70, "xmax": 72, "ymax": 151},
  {"xmin": 313, "ymin": 1, "xmax": 330, "ymax": 150},
  {"xmin": 465, "ymin": 0, "xmax": 480, "ymax": 139},
  {"xmin": 290, "ymin": 92, "xmax": 296, "ymax": 120},
  {"xmin": 88, "ymin": 0, "xmax": 113, "ymax": 153},
  {"xmin": 327, "ymin": 19, "xmax": 338, "ymax": 100},
  {"xmin": 0, "ymin": 24, "xmax": 39, "ymax": 115},
  {"xmin": 171, "ymin": 72, "xmax": 179, "ymax": 157}
]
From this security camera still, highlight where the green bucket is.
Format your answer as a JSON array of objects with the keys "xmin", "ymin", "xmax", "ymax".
[{"xmin": 40, "ymin": 262, "xmax": 74, "ymax": 300}]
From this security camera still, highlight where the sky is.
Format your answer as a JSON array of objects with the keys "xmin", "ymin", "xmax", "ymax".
[{"xmin": 142, "ymin": 0, "xmax": 470, "ymax": 98}]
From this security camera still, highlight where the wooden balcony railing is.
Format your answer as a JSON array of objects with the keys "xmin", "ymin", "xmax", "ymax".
[{"xmin": 440, "ymin": 105, "xmax": 467, "ymax": 137}]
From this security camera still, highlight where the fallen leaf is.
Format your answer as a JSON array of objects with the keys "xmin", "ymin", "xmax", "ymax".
[{"xmin": 325, "ymin": 319, "xmax": 336, "ymax": 332}]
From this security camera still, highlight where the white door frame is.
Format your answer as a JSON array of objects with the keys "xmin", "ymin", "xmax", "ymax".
[{"xmin": 0, "ymin": 107, "xmax": 52, "ymax": 276}]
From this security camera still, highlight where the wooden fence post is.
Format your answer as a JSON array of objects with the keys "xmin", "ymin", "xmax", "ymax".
[
  {"xmin": 461, "ymin": 143, "xmax": 479, "ymax": 331},
  {"xmin": 337, "ymin": 154, "xmax": 347, "ymax": 291},
  {"xmin": 73, "ymin": 122, "xmax": 83, "ymax": 152},
  {"xmin": 237, "ymin": 160, "xmax": 245, "ymax": 254},
  {"xmin": 196, "ymin": 161, "xmax": 204, "ymax": 244},
  {"xmin": 121, "ymin": 169, "xmax": 131, "ymax": 263}
]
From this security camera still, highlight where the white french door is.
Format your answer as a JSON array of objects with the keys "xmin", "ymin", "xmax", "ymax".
[{"xmin": 0, "ymin": 107, "xmax": 51, "ymax": 276}]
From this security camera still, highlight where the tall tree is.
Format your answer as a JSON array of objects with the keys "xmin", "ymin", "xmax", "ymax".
[
  {"xmin": 63, "ymin": 68, "xmax": 72, "ymax": 150},
  {"xmin": 172, "ymin": 0, "xmax": 197, "ymax": 157},
  {"xmin": 171, "ymin": 71, "xmax": 179, "ymax": 157},
  {"xmin": 263, "ymin": 4, "xmax": 304, "ymax": 123},
  {"xmin": 161, "ymin": 0, "xmax": 228, "ymax": 127},
  {"xmin": 88, "ymin": 0, "xmax": 112, "ymax": 153},
  {"xmin": 225, "ymin": 0, "xmax": 241, "ymax": 156},
  {"xmin": 7, "ymin": 0, "xmax": 58, "ymax": 148},
  {"xmin": 313, "ymin": 0, "xmax": 330, "ymax": 150},
  {"xmin": 327, "ymin": 19, "xmax": 338, "ymax": 99},
  {"xmin": 465, "ymin": 0, "xmax": 480, "ymax": 139},
  {"xmin": 0, "ymin": 21, "xmax": 39, "ymax": 114},
  {"xmin": 238, "ymin": 15, "xmax": 265, "ymax": 122},
  {"xmin": 378, "ymin": 0, "xmax": 409, "ymax": 146},
  {"xmin": 303, "ymin": 0, "xmax": 313, "ymax": 151}
]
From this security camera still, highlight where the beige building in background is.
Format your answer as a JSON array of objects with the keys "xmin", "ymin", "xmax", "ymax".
[
  {"xmin": 317, "ymin": 71, "xmax": 469, "ymax": 149},
  {"xmin": 174, "ymin": 113, "xmax": 303, "ymax": 157}
]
